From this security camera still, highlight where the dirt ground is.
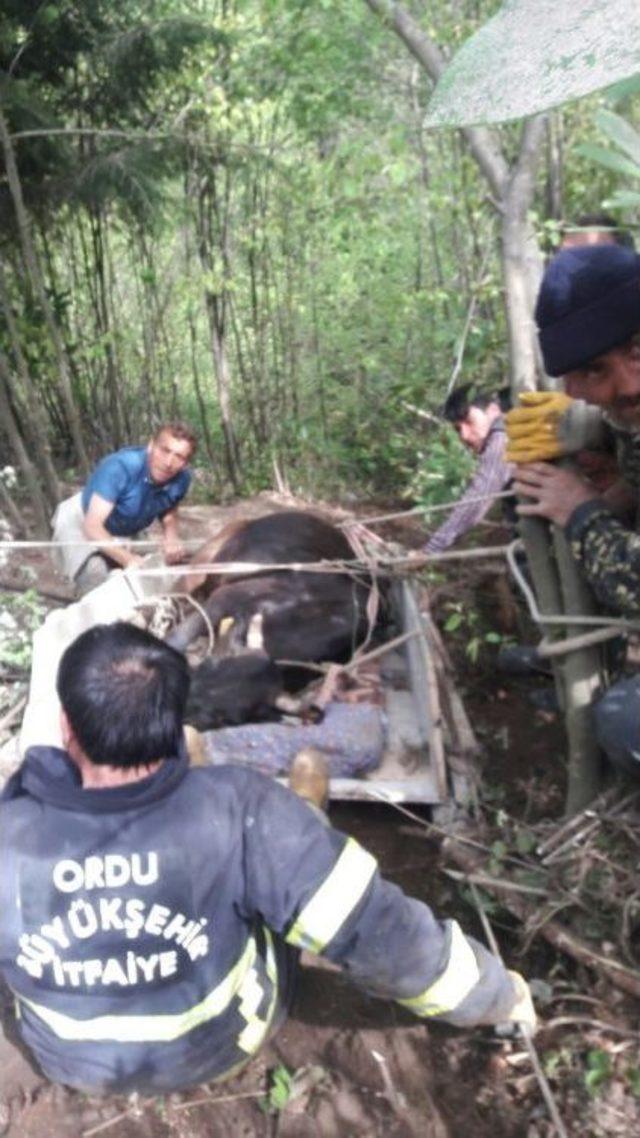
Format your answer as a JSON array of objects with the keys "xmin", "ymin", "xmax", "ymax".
[{"xmin": 1, "ymin": 501, "xmax": 639, "ymax": 1138}]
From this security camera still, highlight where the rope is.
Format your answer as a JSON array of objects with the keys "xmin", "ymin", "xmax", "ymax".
[
  {"xmin": 506, "ymin": 539, "xmax": 640, "ymax": 632},
  {"xmin": 0, "ymin": 537, "xmax": 203, "ymax": 550},
  {"xmin": 2, "ymin": 500, "xmax": 637, "ymax": 644},
  {"xmin": 98, "ymin": 547, "xmax": 514, "ymax": 579},
  {"xmin": 341, "ymin": 490, "xmax": 514, "ymax": 528},
  {"xmin": 134, "ymin": 592, "xmax": 215, "ymax": 654},
  {"xmin": 0, "ymin": 488, "xmax": 515, "ymax": 549}
]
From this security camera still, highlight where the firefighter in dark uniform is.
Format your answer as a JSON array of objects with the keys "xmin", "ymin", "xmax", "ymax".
[
  {"xmin": 506, "ymin": 242, "xmax": 640, "ymax": 773},
  {"xmin": 0, "ymin": 623, "xmax": 535, "ymax": 1095}
]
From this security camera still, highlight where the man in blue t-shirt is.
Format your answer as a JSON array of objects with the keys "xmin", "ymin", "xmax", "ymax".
[{"xmin": 52, "ymin": 423, "xmax": 197, "ymax": 596}]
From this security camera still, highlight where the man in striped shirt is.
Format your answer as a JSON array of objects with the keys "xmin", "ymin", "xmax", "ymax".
[{"xmin": 424, "ymin": 386, "xmax": 513, "ymax": 554}]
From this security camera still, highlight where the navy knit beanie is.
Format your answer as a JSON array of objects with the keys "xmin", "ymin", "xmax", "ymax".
[{"xmin": 535, "ymin": 244, "xmax": 640, "ymax": 376}]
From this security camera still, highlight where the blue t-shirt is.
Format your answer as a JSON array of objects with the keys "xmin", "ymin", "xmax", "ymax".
[{"xmin": 81, "ymin": 446, "xmax": 191, "ymax": 537}]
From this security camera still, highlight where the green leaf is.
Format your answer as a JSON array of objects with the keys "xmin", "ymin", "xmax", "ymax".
[
  {"xmin": 624, "ymin": 1065, "xmax": 637, "ymax": 1092},
  {"xmin": 595, "ymin": 109, "xmax": 640, "ymax": 166},
  {"xmin": 605, "ymin": 72, "xmax": 640, "ymax": 105},
  {"xmin": 575, "ymin": 143, "xmax": 640, "ymax": 180},
  {"xmin": 426, "ymin": 0, "xmax": 640, "ymax": 127},
  {"xmin": 444, "ymin": 612, "xmax": 464, "ymax": 632},
  {"xmin": 465, "ymin": 637, "xmax": 480, "ymax": 663},
  {"xmin": 603, "ymin": 189, "xmax": 640, "ymax": 209},
  {"xmin": 264, "ymin": 1064, "xmax": 294, "ymax": 1113},
  {"xmin": 543, "ymin": 1045, "xmax": 575, "ymax": 1078},
  {"xmin": 627, "ymin": 1067, "xmax": 640, "ymax": 1097},
  {"xmin": 584, "ymin": 1048, "xmax": 613, "ymax": 1096},
  {"xmin": 515, "ymin": 827, "xmax": 537, "ymax": 855},
  {"xmin": 39, "ymin": 5, "xmax": 60, "ymax": 27}
]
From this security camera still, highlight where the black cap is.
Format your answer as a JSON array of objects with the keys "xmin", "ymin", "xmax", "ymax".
[{"xmin": 535, "ymin": 245, "xmax": 640, "ymax": 376}]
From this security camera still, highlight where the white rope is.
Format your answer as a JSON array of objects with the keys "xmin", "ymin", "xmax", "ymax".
[
  {"xmin": 111, "ymin": 547, "xmax": 513, "ymax": 578},
  {"xmin": 341, "ymin": 490, "xmax": 514, "ymax": 528},
  {"xmin": 0, "ymin": 536, "xmax": 204, "ymax": 550},
  {"xmin": 3, "ymin": 502, "xmax": 637, "ymax": 642},
  {"xmin": 128, "ymin": 557, "xmax": 377, "ymax": 578},
  {"xmin": 505, "ymin": 539, "xmax": 640, "ymax": 632},
  {"xmin": 133, "ymin": 592, "xmax": 215, "ymax": 654},
  {"xmin": 0, "ymin": 489, "xmax": 515, "ymax": 548}
]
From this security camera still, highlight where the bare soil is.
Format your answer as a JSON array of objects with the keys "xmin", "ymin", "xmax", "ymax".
[{"xmin": 1, "ymin": 504, "xmax": 639, "ymax": 1138}]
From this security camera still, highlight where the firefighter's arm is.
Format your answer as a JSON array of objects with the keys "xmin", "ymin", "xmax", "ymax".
[
  {"xmin": 241, "ymin": 776, "xmax": 535, "ymax": 1032},
  {"xmin": 321, "ymin": 872, "xmax": 537, "ymax": 1032}
]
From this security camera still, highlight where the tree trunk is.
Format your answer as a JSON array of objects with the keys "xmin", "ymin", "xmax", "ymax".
[
  {"xmin": 0, "ymin": 262, "xmax": 61, "ymax": 509},
  {"xmin": 364, "ymin": 0, "xmax": 605, "ymax": 812},
  {"xmin": 89, "ymin": 206, "xmax": 125, "ymax": 448},
  {"xmin": 546, "ymin": 112, "xmax": 564, "ymax": 222},
  {"xmin": 0, "ymin": 354, "xmax": 50, "ymax": 537},
  {"xmin": 500, "ymin": 116, "xmax": 547, "ymax": 394},
  {"xmin": 205, "ymin": 292, "xmax": 240, "ymax": 489},
  {"xmin": 551, "ymin": 482, "xmax": 605, "ymax": 813},
  {"xmin": 362, "ymin": 0, "xmax": 546, "ymax": 388},
  {"xmin": 363, "ymin": 0, "xmax": 508, "ymax": 198},
  {"xmin": 0, "ymin": 106, "xmax": 90, "ymax": 474},
  {"xmin": 0, "ymin": 475, "xmax": 25, "ymax": 535},
  {"xmin": 194, "ymin": 160, "xmax": 241, "ymax": 490}
]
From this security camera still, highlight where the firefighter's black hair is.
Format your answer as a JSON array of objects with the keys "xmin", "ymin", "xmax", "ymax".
[{"xmin": 57, "ymin": 622, "xmax": 190, "ymax": 767}]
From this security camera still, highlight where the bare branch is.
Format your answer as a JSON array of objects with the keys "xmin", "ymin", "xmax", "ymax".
[{"xmin": 363, "ymin": 0, "xmax": 508, "ymax": 198}]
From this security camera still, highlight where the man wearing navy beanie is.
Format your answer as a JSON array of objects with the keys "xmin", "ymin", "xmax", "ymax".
[{"xmin": 506, "ymin": 242, "xmax": 640, "ymax": 775}]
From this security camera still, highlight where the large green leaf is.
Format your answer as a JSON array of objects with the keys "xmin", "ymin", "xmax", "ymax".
[
  {"xmin": 574, "ymin": 143, "xmax": 640, "ymax": 180},
  {"xmin": 595, "ymin": 109, "xmax": 640, "ymax": 166},
  {"xmin": 605, "ymin": 73, "xmax": 640, "ymax": 106},
  {"xmin": 604, "ymin": 189, "xmax": 640, "ymax": 209},
  {"xmin": 426, "ymin": 0, "xmax": 640, "ymax": 127}
]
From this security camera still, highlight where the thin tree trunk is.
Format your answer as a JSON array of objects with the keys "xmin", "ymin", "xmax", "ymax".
[
  {"xmin": 205, "ymin": 296, "xmax": 240, "ymax": 489},
  {"xmin": 187, "ymin": 302, "xmax": 218, "ymax": 471},
  {"xmin": 0, "ymin": 475, "xmax": 25, "ymax": 535},
  {"xmin": 0, "ymin": 354, "xmax": 50, "ymax": 537},
  {"xmin": 195, "ymin": 165, "xmax": 240, "ymax": 489},
  {"xmin": 500, "ymin": 115, "xmax": 547, "ymax": 394},
  {"xmin": 90, "ymin": 206, "xmax": 125, "ymax": 447},
  {"xmin": 362, "ymin": 0, "xmax": 547, "ymax": 390},
  {"xmin": 0, "ymin": 106, "xmax": 89, "ymax": 474},
  {"xmin": 228, "ymin": 293, "xmax": 263, "ymax": 450},
  {"xmin": 546, "ymin": 111, "xmax": 564, "ymax": 221},
  {"xmin": 76, "ymin": 214, "xmax": 104, "ymax": 429},
  {"xmin": 0, "ymin": 262, "xmax": 61, "ymax": 508},
  {"xmin": 363, "ymin": 0, "xmax": 508, "ymax": 199}
]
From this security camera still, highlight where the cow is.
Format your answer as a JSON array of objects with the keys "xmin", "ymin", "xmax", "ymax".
[{"xmin": 166, "ymin": 510, "xmax": 385, "ymax": 730}]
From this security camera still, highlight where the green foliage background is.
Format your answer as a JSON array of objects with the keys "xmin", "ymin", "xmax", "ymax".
[{"xmin": 0, "ymin": 0, "xmax": 638, "ymax": 517}]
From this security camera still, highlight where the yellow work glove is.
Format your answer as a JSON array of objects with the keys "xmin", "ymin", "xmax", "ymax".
[
  {"xmin": 505, "ymin": 391, "xmax": 574, "ymax": 464},
  {"xmin": 504, "ymin": 970, "xmax": 537, "ymax": 1035}
]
